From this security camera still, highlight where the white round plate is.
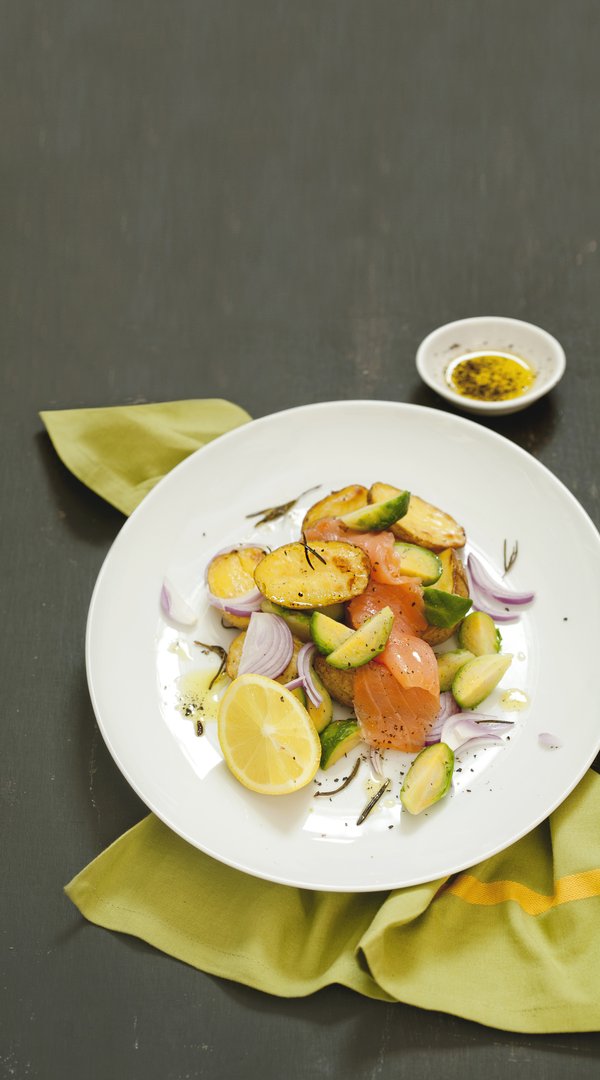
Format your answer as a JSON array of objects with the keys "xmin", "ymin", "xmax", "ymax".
[{"xmin": 86, "ymin": 401, "xmax": 600, "ymax": 892}]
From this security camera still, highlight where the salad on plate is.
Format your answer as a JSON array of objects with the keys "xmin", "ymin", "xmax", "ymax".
[{"xmin": 161, "ymin": 482, "xmax": 534, "ymax": 823}]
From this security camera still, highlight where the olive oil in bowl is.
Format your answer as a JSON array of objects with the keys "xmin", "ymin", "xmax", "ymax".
[{"xmin": 445, "ymin": 352, "xmax": 536, "ymax": 403}]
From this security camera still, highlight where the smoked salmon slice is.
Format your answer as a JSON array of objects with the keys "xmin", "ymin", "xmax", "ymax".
[
  {"xmin": 353, "ymin": 663, "xmax": 439, "ymax": 752},
  {"xmin": 306, "ymin": 521, "xmax": 440, "ymax": 751},
  {"xmin": 349, "ymin": 580, "xmax": 440, "ymax": 752},
  {"xmin": 348, "ymin": 579, "xmax": 427, "ymax": 635}
]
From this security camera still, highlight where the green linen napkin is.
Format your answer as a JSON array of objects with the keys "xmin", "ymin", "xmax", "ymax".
[
  {"xmin": 41, "ymin": 399, "xmax": 252, "ymax": 515},
  {"xmin": 42, "ymin": 400, "xmax": 600, "ymax": 1034}
]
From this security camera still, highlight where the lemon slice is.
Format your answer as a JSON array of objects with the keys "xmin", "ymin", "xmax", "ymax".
[{"xmin": 218, "ymin": 674, "xmax": 321, "ymax": 795}]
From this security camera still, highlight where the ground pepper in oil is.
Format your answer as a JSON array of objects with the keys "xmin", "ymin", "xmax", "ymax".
[{"xmin": 446, "ymin": 352, "xmax": 535, "ymax": 402}]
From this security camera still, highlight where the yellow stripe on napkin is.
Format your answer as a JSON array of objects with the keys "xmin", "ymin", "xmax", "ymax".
[{"xmin": 446, "ymin": 868, "xmax": 600, "ymax": 915}]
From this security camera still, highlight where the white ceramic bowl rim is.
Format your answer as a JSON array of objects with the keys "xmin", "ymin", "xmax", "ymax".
[{"xmin": 416, "ymin": 316, "xmax": 566, "ymax": 414}]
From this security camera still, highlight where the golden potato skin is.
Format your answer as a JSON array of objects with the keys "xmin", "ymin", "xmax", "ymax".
[
  {"xmin": 206, "ymin": 546, "xmax": 268, "ymax": 629},
  {"xmin": 369, "ymin": 482, "xmax": 465, "ymax": 551},
  {"xmin": 254, "ymin": 541, "xmax": 370, "ymax": 610},
  {"xmin": 313, "ymin": 653, "xmax": 355, "ymax": 708},
  {"xmin": 225, "ymin": 631, "xmax": 246, "ymax": 679},
  {"xmin": 302, "ymin": 485, "xmax": 368, "ymax": 531}
]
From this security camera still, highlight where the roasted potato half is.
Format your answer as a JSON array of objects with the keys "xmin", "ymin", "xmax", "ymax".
[
  {"xmin": 435, "ymin": 548, "xmax": 468, "ymax": 594},
  {"xmin": 421, "ymin": 549, "xmax": 470, "ymax": 646},
  {"xmin": 254, "ymin": 541, "xmax": 370, "ymax": 610},
  {"xmin": 302, "ymin": 484, "xmax": 368, "ymax": 531},
  {"xmin": 206, "ymin": 546, "xmax": 268, "ymax": 628},
  {"xmin": 313, "ymin": 653, "xmax": 355, "ymax": 708},
  {"xmin": 369, "ymin": 482, "xmax": 465, "ymax": 551},
  {"xmin": 226, "ymin": 632, "xmax": 303, "ymax": 683}
]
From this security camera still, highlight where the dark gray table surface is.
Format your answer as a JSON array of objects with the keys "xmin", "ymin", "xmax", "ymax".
[{"xmin": 3, "ymin": 2, "xmax": 600, "ymax": 1077}]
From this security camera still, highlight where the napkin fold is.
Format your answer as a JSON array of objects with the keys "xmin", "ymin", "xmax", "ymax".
[
  {"xmin": 42, "ymin": 400, "xmax": 600, "ymax": 1034},
  {"xmin": 40, "ymin": 399, "xmax": 251, "ymax": 515}
]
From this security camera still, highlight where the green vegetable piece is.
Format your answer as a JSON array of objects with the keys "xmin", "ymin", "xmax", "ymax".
[
  {"xmin": 317, "ymin": 602, "xmax": 346, "ymax": 622},
  {"xmin": 326, "ymin": 607, "xmax": 394, "ymax": 671},
  {"xmin": 436, "ymin": 648, "xmax": 475, "ymax": 692},
  {"xmin": 452, "ymin": 653, "xmax": 513, "ymax": 709},
  {"xmin": 458, "ymin": 611, "xmax": 502, "ymax": 655},
  {"xmin": 260, "ymin": 601, "xmax": 350, "ymax": 648},
  {"xmin": 435, "ymin": 551, "xmax": 456, "ymax": 592},
  {"xmin": 306, "ymin": 668, "xmax": 333, "ymax": 734},
  {"xmin": 400, "ymin": 743, "xmax": 454, "ymax": 815},
  {"xmin": 289, "ymin": 685, "xmax": 307, "ymax": 707},
  {"xmin": 260, "ymin": 599, "xmax": 313, "ymax": 642},
  {"xmin": 310, "ymin": 611, "xmax": 354, "ymax": 655},
  {"xmin": 423, "ymin": 587, "xmax": 472, "ymax": 628},
  {"xmin": 393, "ymin": 542, "xmax": 442, "ymax": 585},
  {"xmin": 319, "ymin": 718, "xmax": 362, "ymax": 769},
  {"xmin": 338, "ymin": 491, "xmax": 410, "ymax": 532}
]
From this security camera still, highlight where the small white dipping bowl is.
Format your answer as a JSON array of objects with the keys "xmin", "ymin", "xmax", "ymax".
[{"xmin": 415, "ymin": 316, "xmax": 566, "ymax": 415}]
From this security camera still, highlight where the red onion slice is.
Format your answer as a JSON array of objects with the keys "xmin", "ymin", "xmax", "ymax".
[
  {"xmin": 284, "ymin": 676, "xmax": 305, "ymax": 692},
  {"xmin": 441, "ymin": 713, "xmax": 514, "ymax": 751},
  {"xmin": 438, "ymin": 691, "xmax": 461, "ymax": 723},
  {"xmin": 237, "ymin": 612, "xmax": 294, "ymax": 679},
  {"xmin": 467, "ymin": 578, "xmax": 522, "ymax": 624},
  {"xmin": 206, "ymin": 585, "xmax": 264, "ymax": 617},
  {"xmin": 453, "ymin": 735, "xmax": 505, "ymax": 753},
  {"xmin": 297, "ymin": 643, "xmax": 323, "ymax": 708},
  {"xmin": 467, "ymin": 553, "xmax": 535, "ymax": 606},
  {"xmin": 539, "ymin": 732, "xmax": 563, "ymax": 749},
  {"xmin": 368, "ymin": 747, "xmax": 386, "ymax": 780},
  {"xmin": 160, "ymin": 578, "xmax": 197, "ymax": 626},
  {"xmin": 425, "ymin": 691, "xmax": 461, "ymax": 744}
]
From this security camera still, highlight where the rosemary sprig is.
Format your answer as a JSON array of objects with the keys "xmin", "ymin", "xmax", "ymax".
[
  {"xmin": 474, "ymin": 718, "xmax": 514, "ymax": 725},
  {"xmin": 301, "ymin": 531, "xmax": 327, "ymax": 570},
  {"xmin": 356, "ymin": 778, "xmax": 390, "ymax": 825},
  {"xmin": 314, "ymin": 758, "xmax": 361, "ymax": 797},
  {"xmin": 193, "ymin": 642, "xmax": 228, "ymax": 688},
  {"xmin": 503, "ymin": 539, "xmax": 518, "ymax": 574},
  {"xmin": 246, "ymin": 485, "xmax": 321, "ymax": 526}
]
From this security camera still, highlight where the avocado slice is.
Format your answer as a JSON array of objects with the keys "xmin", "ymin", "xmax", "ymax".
[
  {"xmin": 393, "ymin": 542, "xmax": 442, "ymax": 585},
  {"xmin": 422, "ymin": 587, "xmax": 472, "ymax": 629},
  {"xmin": 319, "ymin": 718, "xmax": 363, "ymax": 769},
  {"xmin": 306, "ymin": 668, "xmax": 333, "ymax": 734},
  {"xmin": 400, "ymin": 743, "xmax": 454, "ymax": 815},
  {"xmin": 436, "ymin": 648, "xmax": 475, "ymax": 692},
  {"xmin": 310, "ymin": 611, "xmax": 354, "ymax": 655},
  {"xmin": 317, "ymin": 602, "xmax": 346, "ymax": 622},
  {"xmin": 338, "ymin": 491, "xmax": 410, "ymax": 532},
  {"xmin": 289, "ymin": 685, "xmax": 307, "ymax": 707},
  {"xmin": 452, "ymin": 653, "xmax": 512, "ymax": 709},
  {"xmin": 260, "ymin": 599, "xmax": 313, "ymax": 642},
  {"xmin": 435, "ymin": 548, "xmax": 457, "ymax": 592},
  {"xmin": 458, "ymin": 611, "xmax": 502, "ymax": 656},
  {"xmin": 326, "ymin": 607, "xmax": 394, "ymax": 671},
  {"xmin": 260, "ymin": 599, "xmax": 349, "ymax": 643}
]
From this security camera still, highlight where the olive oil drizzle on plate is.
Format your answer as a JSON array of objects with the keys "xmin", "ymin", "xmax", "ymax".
[{"xmin": 177, "ymin": 668, "xmax": 228, "ymax": 734}]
